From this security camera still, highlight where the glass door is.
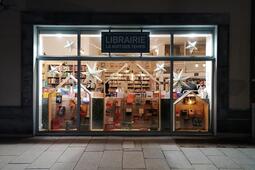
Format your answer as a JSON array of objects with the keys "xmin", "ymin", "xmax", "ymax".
[{"xmin": 38, "ymin": 60, "xmax": 79, "ymax": 131}]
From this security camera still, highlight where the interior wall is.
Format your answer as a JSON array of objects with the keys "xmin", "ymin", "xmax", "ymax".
[{"xmin": 0, "ymin": 0, "xmax": 251, "ymax": 110}]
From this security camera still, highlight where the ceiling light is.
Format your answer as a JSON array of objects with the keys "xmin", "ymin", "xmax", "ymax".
[{"xmin": 56, "ymin": 34, "xmax": 63, "ymax": 38}]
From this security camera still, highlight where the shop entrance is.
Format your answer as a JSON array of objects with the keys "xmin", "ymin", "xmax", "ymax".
[{"xmin": 36, "ymin": 26, "xmax": 215, "ymax": 134}]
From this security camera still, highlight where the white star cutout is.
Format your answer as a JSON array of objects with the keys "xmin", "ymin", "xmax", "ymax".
[
  {"xmin": 154, "ymin": 63, "xmax": 166, "ymax": 74},
  {"xmin": 64, "ymin": 40, "xmax": 76, "ymax": 52},
  {"xmin": 173, "ymin": 69, "xmax": 190, "ymax": 89},
  {"xmin": 48, "ymin": 65, "xmax": 60, "ymax": 75},
  {"xmin": 185, "ymin": 41, "xmax": 198, "ymax": 54},
  {"xmin": 82, "ymin": 62, "xmax": 104, "ymax": 82}
]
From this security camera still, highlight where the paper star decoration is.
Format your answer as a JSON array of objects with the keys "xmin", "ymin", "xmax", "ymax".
[
  {"xmin": 173, "ymin": 69, "xmax": 190, "ymax": 89},
  {"xmin": 82, "ymin": 62, "xmax": 104, "ymax": 82},
  {"xmin": 48, "ymin": 65, "xmax": 60, "ymax": 75},
  {"xmin": 154, "ymin": 63, "xmax": 166, "ymax": 74},
  {"xmin": 64, "ymin": 40, "xmax": 76, "ymax": 52},
  {"xmin": 185, "ymin": 41, "xmax": 198, "ymax": 54}
]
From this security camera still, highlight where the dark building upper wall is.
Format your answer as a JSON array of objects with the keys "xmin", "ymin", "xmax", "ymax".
[{"xmin": 0, "ymin": 0, "xmax": 251, "ymax": 110}]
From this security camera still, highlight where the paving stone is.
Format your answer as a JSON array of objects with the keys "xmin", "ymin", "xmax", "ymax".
[
  {"xmin": 10, "ymin": 142, "xmax": 53, "ymax": 164},
  {"xmin": 193, "ymin": 164, "xmax": 218, "ymax": 170},
  {"xmin": 74, "ymin": 152, "xmax": 103, "ymax": 170},
  {"xmin": 50, "ymin": 162, "xmax": 76, "ymax": 170},
  {"xmin": 124, "ymin": 141, "xmax": 142, "ymax": 151},
  {"xmin": 219, "ymin": 148, "xmax": 246, "ymax": 157},
  {"xmin": 230, "ymin": 155, "xmax": 255, "ymax": 166},
  {"xmin": 200, "ymin": 148, "xmax": 224, "ymax": 156},
  {"xmin": 57, "ymin": 147, "xmax": 84, "ymax": 163},
  {"xmin": 123, "ymin": 141, "xmax": 135, "ymax": 149},
  {"xmin": 69, "ymin": 138, "xmax": 90, "ymax": 148},
  {"xmin": 207, "ymin": 155, "xmax": 241, "ymax": 169},
  {"xmin": 10, "ymin": 149, "xmax": 44, "ymax": 164},
  {"xmin": 27, "ymin": 151, "xmax": 63, "ymax": 169},
  {"xmin": 145, "ymin": 158, "xmax": 170, "ymax": 170},
  {"xmin": 171, "ymin": 168, "xmax": 195, "ymax": 170},
  {"xmin": 26, "ymin": 169, "xmax": 49, "ymax": 170},
  {"xmin": 0, "ymin": 156, "xmax": 17, "ymax": 169},
  {"xmin": 181, "ymin": 148, "xmax": 211, "ymax": 164},
  {"xmin": 98, "ymin": 168, "xmax": 122, "ymax": 170},
  {"xmin": 123, "ymin": 169, "xmax": 146, "ymax": 170},
  {"xmin": 47, "ymin": 143, "xmax": 70, "ymax": 152},
  {"xmin": 239, "ymin": 164, "xmax": 255, "ymax": 170},
  {"xmin": 123, "ymin": 151, "xmax": 145, "ymax": 169},
  {"xmin": 239, "ymin": 148, "xmax": 255, "ymax": 159},
  {"xmin": 219, "ymin": 148, "xmax": 255, "ymax": 165},
  {"xmin": 105, "ymin": 140, "xmax": 122, "ymax": 150},
  {"xmin": 141, "ymin": 140, "xmax": 160, "ymax": 149},
  {"xmin": 143, "ymin": 148, "xmax": 164, "ymax": 159},
  {"xmin": 99, "ymin": 151, "xmax": 122, "ymax": 168},
  {"xmin": 164, "ymin": 150, "xmax": 193, "ymax": 169},
  {"xmin": 160, "ymin": 144, "xmax": 180, "ymax": 151},
  {"xmin": 0, "ymin": 144, "xmax": 31, "ymax": 156},
  {"xmin": 1, "ymin": 163, "xmax": 28, "ymax": 170},
  {"xmin": 30, "ymin": 143, "xmax": 52, "ymax": 152},
  {"xmin": 86, "ymin": 139, "xmax": 105, "ymax": 152},
  {"xmin": 219, "ymin": 169, "xmax": 243, "ymax": 170}
]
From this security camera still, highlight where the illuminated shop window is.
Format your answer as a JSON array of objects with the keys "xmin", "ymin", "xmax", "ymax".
[
  {"xmin": 143, "ymin": 34, "xmax": 171, "ymax": 57},
  {"xmin": 36, "ymin": 26, "xmax": 216, "ymax": 133},
  {"xmin": 173, "ymin": 61, "xmax": 212, "ymax": 132},
  {"xmin": 39, "ymin": 34, "xmax": 77, "ymax": 56},
  {"xmin": 79, "ymin": 61, "xmax": 170, "ymax": 131},
  {"xmin": 81, "ymin": 34, "xmax": 108, "ymax": 57},
  {"xmin": 38, "ymin": 60, "xmax": 79, "ymax": 131},
  {"xmin": 173, "ymin": 34, "xmax": 213, "ymax": 56}
]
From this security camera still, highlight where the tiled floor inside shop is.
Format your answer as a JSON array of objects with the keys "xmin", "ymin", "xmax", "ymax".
[{"xmin": 0, "ymin": 137, "xmax": 255, "ymax": 170}]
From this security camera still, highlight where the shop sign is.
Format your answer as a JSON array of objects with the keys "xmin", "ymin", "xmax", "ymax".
[{"xmin": 101, "ymin": 32, "xmax": 150, "ymax": 53}]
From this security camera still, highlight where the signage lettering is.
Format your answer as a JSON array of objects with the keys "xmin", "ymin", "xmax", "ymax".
[{"xmin": 101, "ymin": 32, "xmax": 150, "ymax": 53}]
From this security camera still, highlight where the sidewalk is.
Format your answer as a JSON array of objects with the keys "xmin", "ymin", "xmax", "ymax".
[{"xmin": 0, "ymin": 137, "xmax": 255, "ymax": 170}]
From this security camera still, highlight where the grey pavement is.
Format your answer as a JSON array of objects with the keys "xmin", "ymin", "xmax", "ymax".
[{"xmin": 0, "ymin": 137, "xmax": 254, "ymax": 170}]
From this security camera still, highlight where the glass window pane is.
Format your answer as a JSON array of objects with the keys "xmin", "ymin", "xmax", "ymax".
[
  {"xmin": 39, "ymin": 34, "xmax": 77, "ymax": 56},
  {"xmin": 172, "ymin": 61, "xmax": 212, "ymax": 132},
  {"xmin": 173, "ymin": 34, "xmax": 213, "ymax": 56},
  {"xmin": 81, "ymin": 34, "xmax": 108, "ymax": 57},
  {"xmin": 80, "ymin": 61, "xmax": 170, "ymax": 131},
  {"xmin": 143, "ymin": 34, "xmax": 170, "ymax": 57},
  {"xmin": 38, "ymin": 60, "xmax": 78, "ymax": 131}
]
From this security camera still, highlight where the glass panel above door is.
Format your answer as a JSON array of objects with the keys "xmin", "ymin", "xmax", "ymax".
[{"xmin": 173, "ymin": 34, "xmax": 213, "ymax": 57}]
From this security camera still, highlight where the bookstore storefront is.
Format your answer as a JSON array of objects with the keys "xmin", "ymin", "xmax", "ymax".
[{"xmin": 35, "ymin": 25, "xmax": 216, "ymax": 135}]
